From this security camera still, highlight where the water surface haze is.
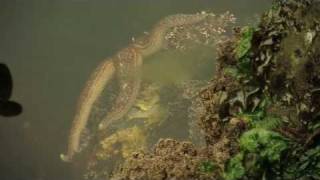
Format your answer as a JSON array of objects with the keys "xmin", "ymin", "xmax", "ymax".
[{"xmin": 0, "ymin": 1, "xmax": 270, "ymax": 179}]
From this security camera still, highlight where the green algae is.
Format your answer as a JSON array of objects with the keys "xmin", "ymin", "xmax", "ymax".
[
  {"xmin": 240, "ymin": 129, "xmax": 288, "ymax": 162},
  {"xmin": 199, "ymin": 161, "xmax": 217, "ymax": 174},
  {"xmin": 234, "ymin": 27, "xmax": 255, "ymax": 60},
  {"xmin": 224, "ymin": 153, "xmax": 245, "ymax": 180}
]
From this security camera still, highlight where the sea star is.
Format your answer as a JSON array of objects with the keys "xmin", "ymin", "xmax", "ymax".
[{"xmin": 60, "ymin": 12, "xmax": 213, "ymax": 162}]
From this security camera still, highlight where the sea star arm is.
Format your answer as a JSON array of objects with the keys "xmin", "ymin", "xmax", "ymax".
[{"xmin": 61, "ymin": 59, "xmax": 115, "ymax": 162}]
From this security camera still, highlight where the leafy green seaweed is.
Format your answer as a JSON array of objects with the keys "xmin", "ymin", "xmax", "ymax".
[
  {"xmin": 252, "ymin": 115, "xmax": 283, "ymax": 130},
  {"xmin": 199, "ymin": 161, "xmax": 216, "ymax": 173},
  {"xmin": 237, "ymin": 57, "xmax": 252, "ymax": 76},
  {"xmin": 237, "ymin": 94, "xmax": 282, "ymax": 130},
  {"xmin": 221, "ymin": 0, "xmax": 320, "ymax": 179},
  {"xmin": 224, "ymin": 153, "xmax": 245, "ymax": 180},
  {"xmin": 239, "ymin": 109, "xmax": 265, "ymax": 124},
  {"xmin": 224, "ymin": 129, "xmax": 288, "ymax": 180},
  {"xmin": 240, "ymin": 128, "xmax": 288, "ymax": 162},
  {"xmin": 284, "ymin": 146, "xmax": 320, "ymax": 179},
  {"xmin": 235, "ymin": 26, "xmax": 255, "ymax": 59},
  {"xmin": 225, "ymin": 26, "xmax": 255, "ymax": 79}
]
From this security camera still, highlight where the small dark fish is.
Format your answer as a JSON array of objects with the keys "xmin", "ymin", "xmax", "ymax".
[{"xmin": 0, "ymin": 63, "xmax": 22, "ymax": 117}]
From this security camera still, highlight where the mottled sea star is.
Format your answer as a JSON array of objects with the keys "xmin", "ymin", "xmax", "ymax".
[{"xmin": 60, "ymin": 12, "xmax": 214, "ymax": 162}]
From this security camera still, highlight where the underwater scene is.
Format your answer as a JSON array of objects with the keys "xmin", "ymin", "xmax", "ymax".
[{"xmin": 2, "ymin": 0, "xmax": 320, "ymax": 180}]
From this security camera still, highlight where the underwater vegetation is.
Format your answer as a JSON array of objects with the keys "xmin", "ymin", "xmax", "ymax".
[
  {"xmin": 202, "ymin": 0, "xmax": 320, "ymax": 179},
  {"xmin": 107, "ymin": 0, "xmax": 320, "ymax": 179}
]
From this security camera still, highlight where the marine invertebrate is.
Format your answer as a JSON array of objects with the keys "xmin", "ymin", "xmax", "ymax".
[
  {"xmin": 61, "ymin": 60, "xmax": 116, "ymax": 162},
  {"xmin": 60, "ymin": 12, "xmax": 216, "ymax": 162}
]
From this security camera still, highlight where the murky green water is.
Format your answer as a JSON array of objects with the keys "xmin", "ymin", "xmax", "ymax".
[{"xmin": 0, "ymin": 1, "xmax": 271, "ymax": 180}]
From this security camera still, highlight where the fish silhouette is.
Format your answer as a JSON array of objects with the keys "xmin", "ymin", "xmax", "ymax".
[{"xmin": 0, "ymin": 63, "xmax": 22, "ymax": 117}]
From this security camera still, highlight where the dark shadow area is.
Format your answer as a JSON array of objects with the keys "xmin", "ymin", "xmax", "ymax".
[{"xmin": 0, "ymin": 63, "xmax": 22, "ymax": 117}]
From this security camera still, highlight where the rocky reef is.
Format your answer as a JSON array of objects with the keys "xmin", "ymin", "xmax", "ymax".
[{"xmin": 109, "ymin": 0, "xmax": 320, "ymax": 179}]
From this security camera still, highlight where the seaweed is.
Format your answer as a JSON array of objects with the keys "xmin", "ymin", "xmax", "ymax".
[
  {"xmin": 240, "ymin": 129, "xmax": 288, "ymax": 162},
  {"xmin": 224, "ymin": 153, "xmax": 245, "ymax": 180},
  {"xmin": 224, "ymin": 129, "xmax": 288, "ymax": 180},
  {"xmin": 232, "ymin": 26, "xmax": 256, "ymax": 78},
  {"xmin": 199, "ymin": 161, "xmax": 217, "ymax": 174},
  {"xmin": 234, "ymin": 27, "xmax": 255, "ymax": 60},
  {"xmin": 282, "ymin": 145, "xmax": 320, "ymax": 179},
  {"xmin": 214, "ymin": 0, "xmax": 320, "ymax": 179}
]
